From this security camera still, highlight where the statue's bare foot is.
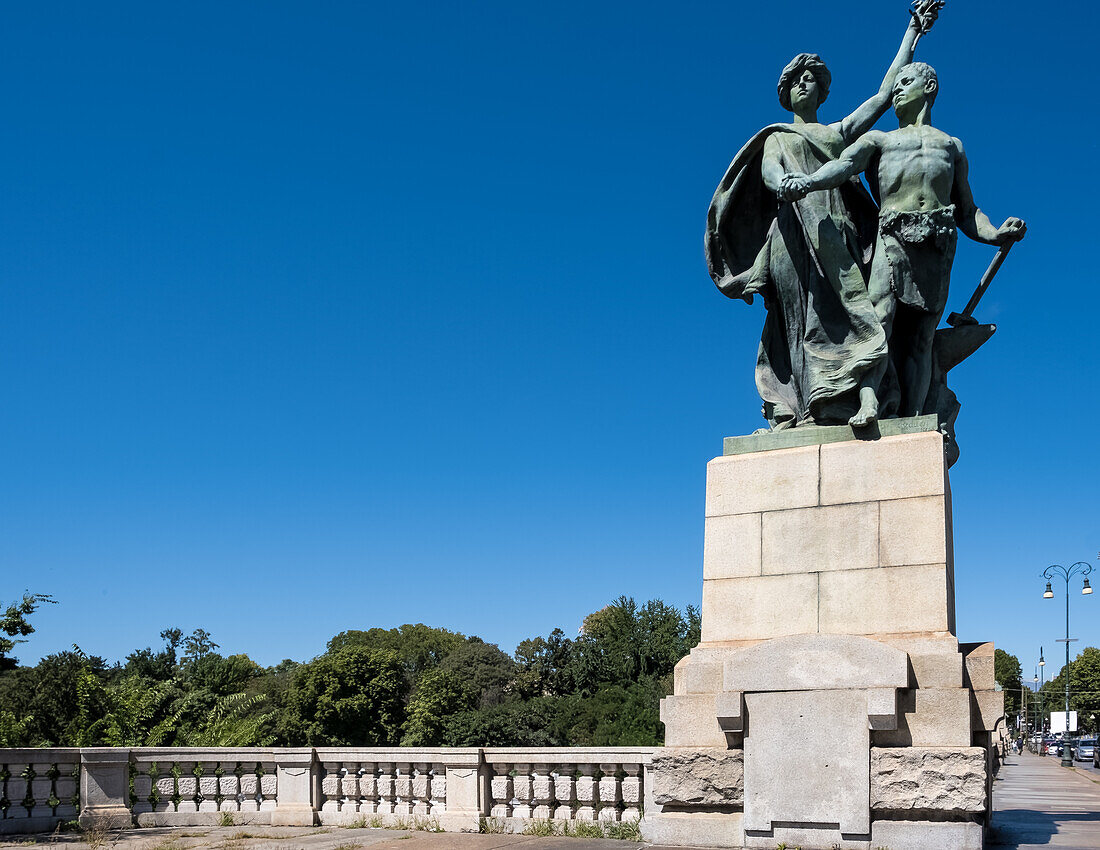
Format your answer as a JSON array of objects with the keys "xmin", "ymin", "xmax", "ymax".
[{"xmin": 849, "ymin": 388, "xmax": 879, "ymax": 428}]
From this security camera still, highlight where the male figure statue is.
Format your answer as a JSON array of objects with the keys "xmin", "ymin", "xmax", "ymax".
[{"xmin": 782, "ymin": 62, "xmax": 1026, "ymax": 420}]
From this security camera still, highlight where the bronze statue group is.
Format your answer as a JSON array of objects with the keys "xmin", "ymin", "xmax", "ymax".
[{"xmin": 705, "ymin": 1, "xmax": 1024, "ymax": 456}]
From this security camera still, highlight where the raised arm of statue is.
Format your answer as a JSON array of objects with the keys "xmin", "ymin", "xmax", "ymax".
[{"xmin": 836, "ymin": 1, "xmax": 943, "ymax": 143}]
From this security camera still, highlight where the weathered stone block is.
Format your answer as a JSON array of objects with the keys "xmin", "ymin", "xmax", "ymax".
[
  {"xmin": 909, "ymin": 649, "xmax": 964, "ymax": 688},
  {"xmin": 870, "ymin": 819, "xmax": 983, "ymax": 850},
  {"xmin": 715, "ymin": 690, "xmax": 744, "ymax": 731},
  {"xmin": 701, "ymin": 573, "xmax": 818, "ymax": 642},
  {"xmin": 874, "ymin": 688, "xmax": 973, "ymax": 747},
  {"xmin": 819, "ymin": 563, "xmax": 950, "ymax": 636},
  {"xmin": 961, "ymin": 642, "xmax": 996, "ymax": 690},
  {"xmin": 650, "ymin": 748, "xmax": 743, "ymax": 806},
  {"xmin": 703, "ymin": 513, "xmax": 761, "ymax": 579},
  {"xmin": 971, "ymin": 688, "xmax": 1005, "ymax": 732},
  {"xmin": 820, "ymin": 431, "xmax": 946, "ymax": 505},
  {"xmin": 705, "ymin": 446, "xmax": 819, "ymax": 517},
  {"xmin": 641, "ymin": 811, "xmax": 744, "ymax": 848},
  {"xmin": 761, "ymin": 502, "xmax": 878, "ymax": 574},
  {"xmin": 742, "ymin": 824, "xmax": 869, "ymax": 849},
  {"xmin": 744, "ymin": 690, "xmax": 870, "ymax": 835},
  {"xmin": 871, "ymin": 746, "xmax": 986, "ymax": 813},
  {"xmin": 722, "ymin": 634, "xmax": 908, "ymax": 692},
  {"xmin": 676, "ymin": 657, "xmax": 722, "ymax": 695},
  {"xmin": 867, "ymin": 688, "xmax": 899, "ymax": 730},
  {"xmin": 879, "ymin": 495, "xmax": 949, "ymax": 566},
  {"xmin": 660, "ymin": 694, "xmax": 728, "ymax": 748}
]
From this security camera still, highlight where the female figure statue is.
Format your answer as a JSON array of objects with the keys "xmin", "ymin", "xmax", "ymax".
[{"xmin": 705, "ymin": 3, "xmax": 941, "ymax": 429}]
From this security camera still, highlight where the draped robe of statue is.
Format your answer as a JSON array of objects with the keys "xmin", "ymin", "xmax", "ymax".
[{"xmin": 705, "ymin": 124, "xmax": 889, "ymax": 427}]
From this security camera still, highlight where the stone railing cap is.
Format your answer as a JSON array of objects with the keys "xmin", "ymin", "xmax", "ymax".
[
  {"xmin": 482, "ymin": 747, "xmax": 655, "ymax": 765},
  {"xmin": 313, "ymin": 747, "xmax": 481, "ymax": 765},
  {"xmin": 0, "ymin": 748, "xmax": 82, "ymax": 762},
  {"xmin": 130, "ymin": 747, "xmax": 314, "ymax": 763}
]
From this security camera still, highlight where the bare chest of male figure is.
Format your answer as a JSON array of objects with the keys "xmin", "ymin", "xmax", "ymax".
[{"xmin": 875, "ymin": 126, "xmax": 957, "ymax": 212}]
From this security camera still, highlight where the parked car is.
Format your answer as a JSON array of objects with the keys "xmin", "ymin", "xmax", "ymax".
[{"xmin": 1073, "ymin": 738, "xmax": 1096, "ymax": 762}]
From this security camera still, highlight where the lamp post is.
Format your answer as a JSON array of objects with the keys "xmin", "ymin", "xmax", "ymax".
[
  {"xmin": 1042, "ymin": 560, "xmax": 1094, "ymax": 767},
  {"xmin": 1025, "ymin": 672, "xmax": 1034, "ymax": 747},
  {"xmin": 1038, "ymin": 648, "xmax": 1045, "ymax": 735}
]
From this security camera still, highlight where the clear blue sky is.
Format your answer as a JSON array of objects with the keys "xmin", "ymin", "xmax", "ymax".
[{"xmin": 2, "ymin": 1, "xmax": 1095, "ymax": 681}]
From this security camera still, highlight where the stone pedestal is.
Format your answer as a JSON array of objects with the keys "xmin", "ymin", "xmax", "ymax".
[
  {"xmin": 79, "ymin": 749, "xmax": 132, "ymax": 830},
  {"xmin": 642, "ymin": 423, "xmax": 1002, "ymax": 850},
  {"xmin": 269, "ymin": 748, "xmax": 318, "ymax": 826}
]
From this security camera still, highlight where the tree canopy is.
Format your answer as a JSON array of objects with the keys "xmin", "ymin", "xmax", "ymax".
[{"xmin": 0, "ymin": 597, "xmax": 701, "ymax": 748}]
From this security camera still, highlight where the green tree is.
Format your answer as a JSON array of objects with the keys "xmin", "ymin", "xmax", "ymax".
[
  {"xmin": 0, "ymin": 593, "xmax": 55, "ymax": 671},
  {"xmin": 124, "ymin": 628, "xmax": 182, "ymax": 681},
  {"xmin": 401, "ymin": 668, "xmax": 472, "ymax": 745},
  {"xmin": 515, "ymin": 628, "xmax": 575, "ymax": 698},
  {"xmin": 182, "ymin": 628, "xmax": 219, "ymax": 664},
  {"xmin": 171, "ymin": 692, "xmax": 275, "ymax": 746},
  {"xmin": 438, "ymin": 639, "xmax": 516, "ymax": 708},
  {"xmin": 442, "ymin": 698, "xmax": 564, "ymax": 747},
  {"xmin": 1069, "ymin": 646, "xmax": 1100, "ymax": 733},
  {"xmin": 287, "ymin": 646, "xmax": 407, "ymax": 745},
  {"xmin": 994, "ymin": 649, "xmax": 1023, "ymax": 717},
  {"xmin": 326, "ymin": 624, "xmax": 465, "ymax": 686},
  {"xmin": 557, "ymin": 679, "xmax": 665, "ymax": 746}
]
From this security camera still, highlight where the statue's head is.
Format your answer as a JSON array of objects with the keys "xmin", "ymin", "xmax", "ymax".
[
  {"xmin": 893, "ymin": 62, "xmax": 938, "ymax": 113},
  {"xmin": 778, "ymin": 53, "xmax": 831, "ymax": 112}
]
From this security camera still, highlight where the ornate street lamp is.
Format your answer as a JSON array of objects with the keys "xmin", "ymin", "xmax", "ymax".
[{"xmin": 1042, "ymin": 560, "xmax": 1094, "ymax": 767}]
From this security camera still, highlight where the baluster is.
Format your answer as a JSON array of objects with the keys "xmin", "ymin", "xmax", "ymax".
[
  {"xmin": 259, "ymin": 761, "xmax": 278, "ymax": 811},
  {"xmin": 429, "ymin": 762, "xmax": 446, "ymax": 814},
  {"xmin": 394, "ymin": 763, "xmax": 413, "ymax": 816},
  {"xmin": 490, "ymin": 762, "xmax": 512, "ymax": 819},
  {"xmin": 575, "ymin": 764, "xmax": 597, "ymax": 821},
  {"xmin": 320, "ymin": 761, "xmax": 342, "ymax": 815},
  {"xmin": 219, "ymin": 762, "xmax": 241, "ymax": 812},
  {"xmin": 597, "ymin": 762, "xmax": 620, "ymax": 821},
  {"xmin": 133, "ymin": 763, "xmax": 154, "ymax": 816},
  {"xmin": 198, "ymin": 761, "xmax": 219, "ymax": 813},
  {"xmin": 151, "ymin": 762, "xmax": 175, "ymax": 815},
  {"xmin": 530, "ymin": 763, "xmax": 553, "ymax": 819},
  {"xmin": 342, "ymin": 762, "xmax": 362, "ymax": 816},
  {"xmin": 410, "ymin": 762, "xmax": 429, "ymax": 817},
  {"xmin": 7, "ymin": 763, "xmax": 29, "ymax": 818},
  {"xmin": 359, "ymin": 762, "xmax": 377, "ymax": 814},
  {"xmin": 376, "ymin": 762, "xmax": 395, "ymax": 816},
  {"xmin": 512, "ymin": 762, "xmax": 532, "ymax": 819},
  {"xmin": 30, "ymin": 762, "xmax": 52, "ymax": 818},
  {"xmin": 239, "ymin": 762, "xmax": 260, "ymax": 813},
  {"xmin": 553, "ymin": 764, "xmax": 575, "ymax": 820},
  {"xmin": 621, "ymin": 763, "xmax": 641, "ymax": 821},
  {"xmin": 176, "ymin": 762, "xmax": 198, "ymax": 814},
  {"xmin": 55, "ymin": 762, "xmax": 79, "ymax": 819}
]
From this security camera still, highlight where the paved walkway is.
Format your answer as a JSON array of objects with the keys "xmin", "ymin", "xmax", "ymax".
[
  {"xmin": 0, "ymin": 826, "xmax": 649, "ymax": 850},
  {"xmin": 991, "ymin": 751, "xmax": 1100, "ymax": 848}
]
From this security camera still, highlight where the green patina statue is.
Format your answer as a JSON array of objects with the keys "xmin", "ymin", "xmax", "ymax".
[
  {"xmin": 781, "ymin": 61, "xmax": 1026, "ymax": 423},
  {"xmin": 705, "ymin": 3, "xmax": 943, "ymax": 432},
  {"xmin": 705, "ymin": 1, "xmax": 1026, "ymax": 462}
]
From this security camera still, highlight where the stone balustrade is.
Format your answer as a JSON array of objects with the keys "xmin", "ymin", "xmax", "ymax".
[
  {"xmin": 483, "ymin": 748, "xmax": 648, "ymax": 826},
  {"xmin": 0, "ymin": 749, "xmax": 81, "ymax": 835},
  {"xmin": 0, "ymin": 746, "xmax": 654, "ymax": 836}
]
